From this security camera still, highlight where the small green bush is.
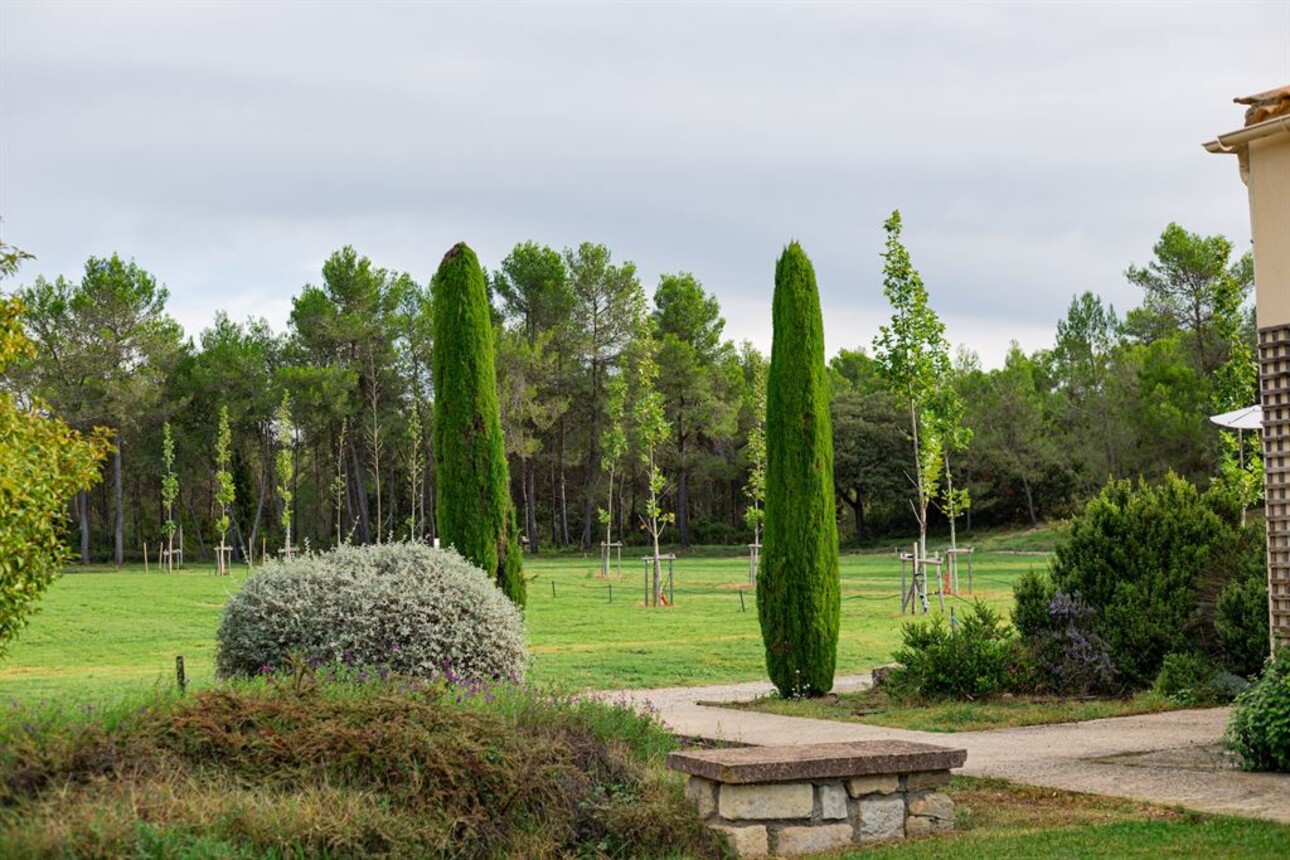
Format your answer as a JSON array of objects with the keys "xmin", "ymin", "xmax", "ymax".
[
  {"xmin": 1153, "ymin": 652, "xmax": 1236, "ymax": 706},
  {"xmin": 216, "ymin": 542, "xmax": 527, "ymax": 682},
  {"xmin": 1049, "ymin": 473, "xmax": 1253, "ymax": 688},
  {"xmin": 1215, "ymin": 564, "xmax": 1270, "ymax": 678},
  {"xmin": 1011, "ymin": 569, "xmax": 1055, "ymax": 641},
  {"xmin": 1225, "ymin": 649, "xmax": 1290, "ymax": 772},
  {"xmin": 886, "ymin": 601, "xmax": 1015, "ymax": 700}
]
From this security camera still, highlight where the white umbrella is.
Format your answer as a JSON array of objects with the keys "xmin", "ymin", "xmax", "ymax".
[{"xmin": 1210, "ymin": 404, "xmax": 1263, "ymax": 430}]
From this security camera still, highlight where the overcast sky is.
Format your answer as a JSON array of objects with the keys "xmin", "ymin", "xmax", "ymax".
[{"xmin": 2, "ymin": 1, "xmax": 1287, "ymax": 367}]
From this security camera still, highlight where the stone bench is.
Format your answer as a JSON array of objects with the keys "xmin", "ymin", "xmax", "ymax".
[{"xmin": 666, "ymin": 740, "xmax": 967, "ymax": 858}]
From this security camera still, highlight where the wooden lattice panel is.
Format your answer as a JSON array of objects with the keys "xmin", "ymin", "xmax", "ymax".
[{"xmin": 1259, "ymin": 325, "xmax": 1290, "ymax": 645}]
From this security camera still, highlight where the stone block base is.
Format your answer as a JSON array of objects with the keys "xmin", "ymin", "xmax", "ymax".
[{"xmin": 667, "ymin": 740, "xmax": 965, "ymax": 858}]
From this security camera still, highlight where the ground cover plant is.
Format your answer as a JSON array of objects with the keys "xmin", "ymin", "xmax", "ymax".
[
  {"xmin": 0, "ymin": 541, "xmax": 1042, "ymax": 703},
  {"xmin": 721, "ymin": 687, "xmax": 1182, "ymax": 733},
  {"xmin": 1225, "ymin": 649, "xmax": 1290, "ymax": 772},
  {"xmin": 842, "ymin": 777, "xmax": 1290, "ymax": 859},
  {"xmin": 0, "ymin": 670, "xmax": 728, "ymax": 858}
]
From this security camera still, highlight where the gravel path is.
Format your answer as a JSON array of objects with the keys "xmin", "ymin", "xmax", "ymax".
[{"xmin": 599, "ymin": 675, "xmax": 1290, "ymax": 824}]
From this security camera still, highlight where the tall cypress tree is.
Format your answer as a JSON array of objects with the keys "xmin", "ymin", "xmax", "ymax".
[
  {"xmin": 432, "ymin": 242, "xmax": 526, "ymax": 607},
  {"xmin": 757, "ymin": 242, "xmax": 839, "ymax": 697}
]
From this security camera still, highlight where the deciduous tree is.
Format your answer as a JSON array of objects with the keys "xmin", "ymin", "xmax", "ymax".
[{"xmin": 0, "ymin": 241, "xmax": 110, "ymax": 655}]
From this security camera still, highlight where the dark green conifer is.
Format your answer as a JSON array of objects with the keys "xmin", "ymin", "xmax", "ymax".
[
  {"xmin": 757, "ymin": 242, "xmax": 839, "ymax": 696},
  {"xmin": 432, "ymin": 242, "xmax": 525, "ymax": 607}
]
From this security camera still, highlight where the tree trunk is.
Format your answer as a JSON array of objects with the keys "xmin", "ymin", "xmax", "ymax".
[
  {"xmin": 845, "ymin": 490, "xmax": 865, "ymax": 543},
  {"xmin": 558, "ymin": 417, "xmax": 569, "ymax": 546},
  {"xmin": 1021, "ymin": 473, "xmax": 1038, "ymax": 526},
  {"xmin": 113, "ymin": 439, "xmax": 124, "ymax": 566},
  {"xmin": 677, "ymin": 465, "xmax": 690, "ymax": 547},
  {"xmin": 524, "ymin": 458, "xmax": 540, "ymax": 554},
  {"xmin": 78, "ymin": 490, "xmax": 90, "ymax": 564},
  {"xmin": 231, "ymin": 511, "xmax": 246, "ymax": 563},
  {"xmin": 186, "ymin": 499, "xmax": 209, "ymax": 561},
  {"xmin": 349, "ymin": 440, "xmax": 371, "ymax": 544},
  {"xmin": 247, "ymin": 456, "xmax": 268, "ymax": 560}
]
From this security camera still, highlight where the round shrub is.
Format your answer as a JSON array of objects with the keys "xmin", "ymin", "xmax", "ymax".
[
  {"xmin": 1049, "ymin": 473, "xmax": 1253, "ymax": 688},
  {"xmin": 1225, "ymin": 649, "xmax": 1290, "ymax": 772},
  {"xmin": 886, "ymin": 601, "xmax": 1016, "ymax": 701},
  {"xmin": 216, "ymin": 542, "xmax": 527, "ymax": 682},
  {"xmin": 1153, "ymin": 652, "xmax": 1232, "ymax": 706}
]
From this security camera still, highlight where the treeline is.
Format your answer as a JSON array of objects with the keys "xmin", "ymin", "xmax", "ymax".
[{"xmin": 2, "ymin": 223, "xmax": 1256, "ymax": 564}]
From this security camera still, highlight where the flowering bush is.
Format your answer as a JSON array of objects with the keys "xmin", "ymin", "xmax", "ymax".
[
  {"xmin": 1025, "ymin": 590, "xmax": 1119, "ymax": 696},
  {"xmin": 215, "ymin": 542, "xmax": 527, "ymax": 682}
]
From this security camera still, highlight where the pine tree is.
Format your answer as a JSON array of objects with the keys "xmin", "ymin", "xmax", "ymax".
[
  {"xmin": 757, "ymin": 242, "xmax": 839, "ymax": 698},
  {"xmin": 432, "ymin": 243, "xmax": 525, "ymax": 607}
]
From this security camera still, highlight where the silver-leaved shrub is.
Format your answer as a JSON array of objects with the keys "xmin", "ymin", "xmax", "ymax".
[{"xmin": 215, "ymin": 542, "xmax": 527, "ymax": 682}]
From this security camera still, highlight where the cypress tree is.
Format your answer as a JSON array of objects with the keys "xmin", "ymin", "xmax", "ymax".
[
  {"xmin": 757, "ymin": 242, "xmax": 839, "ymax": 697},
  {"xmin": 432, "ymin": 242, "xmax": 526, "ymax": 607}
]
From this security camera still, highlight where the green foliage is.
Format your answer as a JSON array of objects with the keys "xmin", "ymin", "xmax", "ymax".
[
  {"xmin": 598, "ymin": 366, "xmax": 629, "ymax": 539},
  {"xmin": 273, "ymin": 393, "xmax": 294, "ymax": 554},
  {"xmin": 652, "ymin": 272, "xmax": 737, "ymax": 546},
  {"xmin": 216, "ymin": 542, "xmax": 528, "ymax": 682},
  {"xmin": 1125, "ymin": 222, "xmax": 1252, "ymax": 377},
  {"xmin": 431, "ymin": 243, "xmax": 525, "ymax": 607},
  {"xmin": 742, "ymin": 352, "xmax": 767, "ymax": 540},
  {"xmin": 1215, "ymin": 561, "xmax": 1271, "ymax": 678},
  {"xmin": 1049, "ymin": 473, "xmax": 1253, "ymax": 688},
  {"xmin": 1152, "ymin": 652, "xmax": 1238, "ymax": 706},
  {"xmin": 628, "ymin": 303, "xmax": 675, "ymax": 590},
  {"xmin": 758, "ymin": 242, "xmax": 839, "ymax": 698},
  {"xmin": 873, "ymin": 210, "xmax": 952, "ymax": 562},
  {"xmin": 213, "ymin": 404, "xmax": 234, "ymax": 567},
  {"xmin": 160, "ymin": 421, "xmax": 178, "ymax": 543},
  {"xmin": 1225, "ymin": 649, "xmax": 1290, "ymax": 772},
  {"xmin": 0, "ymin": 271, "xmax": 111, "ymax": 656},
  {"xmin": 886, "ymin": 601, "xmax": 1016, "ymax": 701},
  {"xmin": 1011, "ymin": 569, "xmax": 1056, "ymax": 641}
]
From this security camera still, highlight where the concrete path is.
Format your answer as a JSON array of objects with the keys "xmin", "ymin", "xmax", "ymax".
[{"xmin": 603, "ymin": 675, "xmax": 1290, "ymax": 824}]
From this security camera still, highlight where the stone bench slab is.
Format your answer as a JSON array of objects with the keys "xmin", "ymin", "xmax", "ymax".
[{"xmin": 667, "ymin": 740, "xmax": 966, "ymax": 785}]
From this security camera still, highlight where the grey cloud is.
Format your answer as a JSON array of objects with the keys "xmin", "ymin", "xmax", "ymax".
[{"xmin": 2, "ymin": 1, "xmax": 1284, "ymax": 368}]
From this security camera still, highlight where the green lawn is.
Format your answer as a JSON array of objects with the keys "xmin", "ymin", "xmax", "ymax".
[
  {"xmin": 848, "ymin": 777, "xmax": 1290, "ymax": 859},
  {"xmin": 0, "ymin": 545, "xmax": 1046, "ymax": 704}
]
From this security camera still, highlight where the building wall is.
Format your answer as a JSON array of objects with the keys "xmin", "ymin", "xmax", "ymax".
[
  {"xmin": 1251, "ymin": 133, "xmax": 1290, "ymax": 330},
  {"xmin": 1251, "ymin": 131, "xmax": 1290, "ymax": 646}
]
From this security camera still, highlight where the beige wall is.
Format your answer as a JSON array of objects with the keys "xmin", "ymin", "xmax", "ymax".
[{"xmin": 1250, "ymin": 132, "xmax": 1290, "ymax": 329}]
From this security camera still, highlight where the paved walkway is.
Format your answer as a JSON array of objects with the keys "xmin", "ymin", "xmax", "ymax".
[{"xmin": 602, "ymin": 675, "xmax": 1290, "ymax": 824}]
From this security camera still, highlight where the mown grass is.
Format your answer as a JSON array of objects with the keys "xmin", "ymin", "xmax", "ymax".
[
  {"xmin": 0, "ymin": 536, "xmax": 1048, "ymax": 704},
  {"xmin": 847, "ymin": 777, "xmax": 1290, "ymax": 858},
  {"xmin": 720, "ymin": 688, "xmax": 1187, "ymax": 732}
]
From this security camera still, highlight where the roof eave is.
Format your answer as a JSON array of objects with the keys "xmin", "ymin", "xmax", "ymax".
[{"xmin": 1204, "ymin": 114, "xmax": 1290, "ymax": 154}]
